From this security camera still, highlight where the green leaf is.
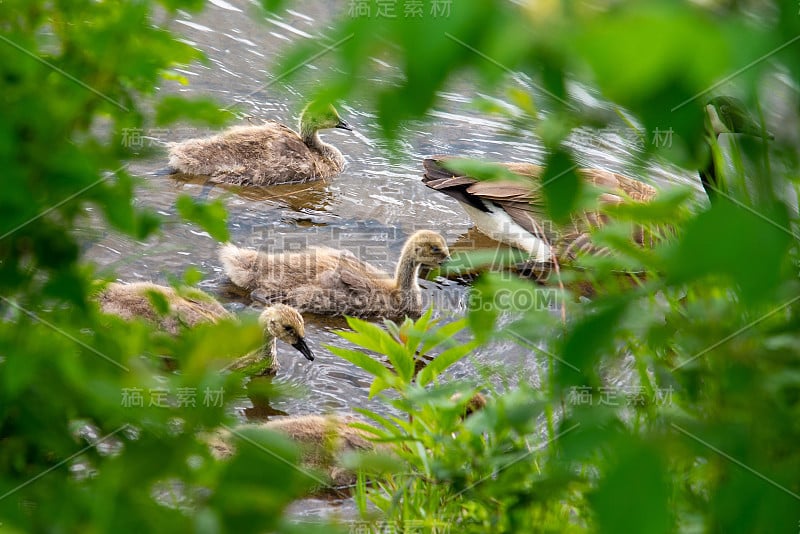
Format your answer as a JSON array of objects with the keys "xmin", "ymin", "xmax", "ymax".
[
  {"xmin": 260, "ymin": 0, "xmax": 288, "ymax": 11},
  {"xmin": 326, "ymin": 345, "xmax": 391, "ymax": 381},
  {"xmin": 340, "ymin": 317, "xmax": 415, "ymax": 382},
  {"xmin": 144, "ymin": 288, "xmax": 170, "ymax": 315},
  {"xmin": 591, "ymin": 442, "xmax": 672, "ymax": 534},
  {"xmin": 183, "ymin": 267, "xmax": 203, "ymax": 286},
  {"xmin": 467, "ymin": 277, "xmax": 500, "ymax": 345},
  {"xmin": 441, "ymin": 158, "xmax": 529, "ymax": 183},
  {"xmin": 419, "ymin": 317, "xmax": 468, "ymax": 355},
  {"xmin": 558, "ymin": 300, "xmax": 628, "ymax": 388},
  {"xmin": 577, "ymin": 4, "xmax": 728, "ymax": 104},
  {"xmin": 175, "ymin": 195, "xmax": 230, "ymax": 242},
  {"xmin": 417, "ymin": 340, "xmax": 479, "ymax": 387},
  {"xmin": 667, "ymin": 197, "xmax": 792, "ymax": 303},
  {"xmin": 340, "ymin": 316, "xmax": 398, "ymax": 354},
  {"xmin": 541, "ymin": 148, "xmax": 581, "ymax": 224},
  {"xmin": 155, "ymin": 96, "xmax": 234, "ymax": 127},
  {"xmin": 368, "ymin": 375, "xmax": 393, "ymax": 399}
]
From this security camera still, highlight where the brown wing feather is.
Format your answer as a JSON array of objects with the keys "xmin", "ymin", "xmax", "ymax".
[
  {"xmin": 577, "ymin": 168, "xmax": 658, "ymax": 202},
  {"xmin": 465, "ymin": 181, "xmax": 540, "ymax": 203},
  {"xmin": 499, "ymin": 202, "xmax": 553, "ymax": 241},
  {"xmin": 423, "ymin": 156, "xmax": 662, "ymax": 261},
  {"xmin": 423, "ymin": 156, "xmax": 657, "ymax": 205}
]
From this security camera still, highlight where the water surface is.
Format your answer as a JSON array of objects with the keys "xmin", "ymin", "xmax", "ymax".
[{"xmin": 80, "ymin": 0, "xmax": 702, "ymax": 517}]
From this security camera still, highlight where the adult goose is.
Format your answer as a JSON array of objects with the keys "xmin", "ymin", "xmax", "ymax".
[
  {"xmin": 167, "ymin": 102, "xmax": 352, "ymax": 185},
  {"xmin": 219, "ymin": 230, "xmax": 450, "ymax": 319},
  {"xmin": 96, "ymin": 282, "xmax": 313, "ymax": 375},
  {"xmin": 422, "ymin": 96, "xmax": 770, "ymax": 263}
]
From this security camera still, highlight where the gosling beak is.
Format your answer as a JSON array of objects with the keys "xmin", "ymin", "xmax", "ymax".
[
  {"xmin": 335, "ymin": 119, "xmax": 353, "ymax": 131},
  {"xmin": 292, "ymin": 338, "xmax": 315, "ymax": 361}
]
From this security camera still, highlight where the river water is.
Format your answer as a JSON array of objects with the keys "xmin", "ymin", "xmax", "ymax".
[{"xmin": 79, "ymin": 0, "xmax": 710, "ymax": 520}]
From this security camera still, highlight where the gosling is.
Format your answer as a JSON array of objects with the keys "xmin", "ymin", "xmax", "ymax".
[
  {"xmin": 219, "ymin": 230, "xmax": 450, "ymax": 319},
  {"xmin": 96, "ymin": 282, "xmax": 313, "ymax": 375},
  {"xmin": 209, "ymin": 392, "xmax": 487, "ymax": 488},
  {"xmin": 166, "ymin": 102, "xmax": 352, "ymax": 185}
]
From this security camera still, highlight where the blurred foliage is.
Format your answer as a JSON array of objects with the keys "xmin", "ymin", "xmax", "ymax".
[
  {"xmin": 2, "ymin": 0, "xmax": 800, "ymax": 532},
  {"xmin": 270, "ymin": 0, "xmax": 800, "ymax": 532},
  {"xmin": 0, "ymin": 0, "xmax": 329, "ymax": 532}
]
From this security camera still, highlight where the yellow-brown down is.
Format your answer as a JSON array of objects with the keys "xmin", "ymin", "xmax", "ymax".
[
  {"xmin": 96, "ymin": 282, "xmax": 313, "ymax": 374},
  {"xmin": 167, "ymin": 103, "xmax": 352, "ymax": 186},
  {"xmin": 219, "ymin": 230, "xmax": 450, "ymax": 319}
]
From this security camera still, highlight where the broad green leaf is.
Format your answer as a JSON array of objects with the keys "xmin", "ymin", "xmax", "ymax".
[
  {"xmin": 542, "ymin": 148, "xmax": 581, "ymax": 224},
  {"xmin": 667, "ymin": 197, "xmax": 792, "ymax": 303},
  {"xmin": 558, "ymin": 300, "xmax": 628, "ymax": 388},
  {"xmin": 182, "ymin": 266, "xmax": 203, "ymax": 286},
  {"xmin": 175, "ymin": 195, "xmax": 230, "ymax": 242},
  {"xmin": 417, "ymin": 340, "xmax": 479, "ymax": 387},
  {"xmin": 155, "ymin": 96, "xmax": 234, "ymax": 127},
  {"xmin": 591, "ymin": 442, "xmax": 671, "ymax": 534},
  {"xmin": 341, "ymin": 316, "xmax": 399, "ymax": 354},
  {"xmin": 144, "ymin": 288, "xmax": 170, "ymax": 315},
  {"xmin": 326, "ymin": 345, "xmax": 392, "ymax": 381},
  {"xmin": 419, "ymin": 317, "xmax": 468, "ymax": 355},
  {"xmin": 442, "ymin": 158, "xmax": 529, "ymax": 183},
  {"xmin": 341, "ymin": 316, "xmax": 415, "ymax": 382}
]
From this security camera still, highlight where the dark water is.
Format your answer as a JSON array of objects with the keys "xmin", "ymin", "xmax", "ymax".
[{"xmin": 78, "ymin": 0, "xmax": 724, "ymax": 519}]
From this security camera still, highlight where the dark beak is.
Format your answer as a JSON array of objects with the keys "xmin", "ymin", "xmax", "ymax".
[
  {"xmin": 292, "ymin": 338, "xmax": 315, "ymax": 361},
  {"xmin": 335, "ymin": 119, "xmax": 353, "ymax": 131}
]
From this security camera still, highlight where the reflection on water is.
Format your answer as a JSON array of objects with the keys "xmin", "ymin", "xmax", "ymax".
[
  {"xmin": 172, "ymin": 173, "xmax": 338, "ymax": 218},
  {"xmin": 78, "ymin": 0, "xmax": 707, "ymax": 516}
]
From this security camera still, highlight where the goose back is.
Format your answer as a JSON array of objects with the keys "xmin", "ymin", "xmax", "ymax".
[
  {"xmin": 97, "ymin": 282, "xmax": 230, "ymax": 334},
  {"xmin": 168, "ymin": 122, "xmax": 345, "ymax": 186},
  {"xmin": 220, "ymin": 231, "xmax": 449, "ymax": 319}
]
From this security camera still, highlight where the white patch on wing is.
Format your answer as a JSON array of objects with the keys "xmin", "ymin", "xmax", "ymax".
[{"xmin": 460, "ymin": 202, "xmax": 552, "ymax": 262}]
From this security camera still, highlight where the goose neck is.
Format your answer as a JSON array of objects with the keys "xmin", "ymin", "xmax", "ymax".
[
  {"xmin": 394, "ymin": 250, "xmax": 423, "ymax": 308},
  {"xmin": 301, "ymin": 128, "xmax": 324, "ymax": 151}
]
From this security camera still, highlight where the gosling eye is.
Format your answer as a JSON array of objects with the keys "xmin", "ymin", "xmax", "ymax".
[
  {"xmin": 283, "ymin": 325, "xmax": 295, "ymax": 335},
  {"xmin": 431, "ymin": 245, "xmax": 441, "ymax": 254}
]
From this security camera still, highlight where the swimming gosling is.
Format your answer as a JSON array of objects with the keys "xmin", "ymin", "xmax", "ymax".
[
  {"xmin": 96, "ymin": 282, "xmax": 313, "ymax": 375},
  {"xmin": 209, "ymin": 392, "xmax": 486, "ymax": 488},
  {"xmin": 219, "ymin": 230, "xmax": 450, "ymax": 319},
  {"xmin": 167, "ymin": 102, "xmax": 352, "ymax": 185}
]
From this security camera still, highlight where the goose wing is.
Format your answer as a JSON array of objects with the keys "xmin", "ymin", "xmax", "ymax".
[
  {"xmin": 577, "ymin": 168, "xmax": 658, "ymax": 202},
  {"xmin": 423, "ymin": 156, "xmax": 656, "ymax": 205},
  {"xmin": 423, "ymin": 157, "xmax": 659, "ymax": 245},
  {"xmin": 175, "ymin": 292, "xmax": 231, "ymax": 326},
  {"xmin": 422, "ymin": 157, "xmax": 549, "ymax": 239},
  {"xmin": 216, "ymin": 123, "xmax": 313, "ymax": 161}
]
